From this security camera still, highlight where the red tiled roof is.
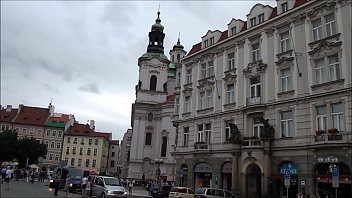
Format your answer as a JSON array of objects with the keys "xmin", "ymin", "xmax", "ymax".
[
  {"xmin": 48, "ymin": 114, "xmax": 70, "ymax": 124},
  {"xmin": 294, "ymin": 0, "xmax": 307, "ymax": 7},
  {"xmin": 14, "ymin": 106, "xmax": 50, "ymax": 126},
  {"xmin": 66, "ymin": 123, "xmax": 111, "ymax": 140},
  {"xmin": 269, "ymin": 7, "xmax": 278, "ymax": 19},
  {"xmin": 187, "ymin": 42, "xmax": 201, "ymax": 56},
  {"xmin": 110, "ymin": 140, "xmax": 119, "ymax": 145},
  {"xmin": 0, "ymin": 108, "xmax": 18, "ymax": 122},
  {"xmin": 218, "ymin": 30, "xmax": 228, "ymax": 42}
]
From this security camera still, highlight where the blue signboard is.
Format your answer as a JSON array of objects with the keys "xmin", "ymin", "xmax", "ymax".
[
  {"xmin": 332, "ymin": 166, "xmax": 339, "ymax": 177},
  {"xmin": 280, "ymin": 162, "xmax": 298, "ymax": 175},
  {"xmin": 285, "ymin": 170, "xmax": 290, "ymax": 178}
]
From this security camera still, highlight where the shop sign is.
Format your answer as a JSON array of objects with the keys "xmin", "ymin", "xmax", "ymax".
[{"xmin": 280, "ymin": 162, "xmax": 297, "ymax": 175}]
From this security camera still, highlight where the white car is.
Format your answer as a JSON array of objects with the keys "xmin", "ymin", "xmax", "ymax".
[
  {"xmin": 91, "ymin": 176, "xmax": 127, "ymax": 198},
  {"xmin": 169, "ymin": 187, "xmax": 194, "ymax": 198}
]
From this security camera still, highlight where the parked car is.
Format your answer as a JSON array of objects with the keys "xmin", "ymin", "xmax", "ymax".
[
  {"xmin": 169, "ymin": 187, "xmax": 194, "ymax": 198},
  {"xmin": 194, "ymin": 187, "xmax": 236, "ymax": 198},
  {"xmin": 91, "ymin": 176, "xmax": 127, "ymax": 198},
  {"xmin": 150, "ymin": 183, "xmax": 173, "ymax": 198}
]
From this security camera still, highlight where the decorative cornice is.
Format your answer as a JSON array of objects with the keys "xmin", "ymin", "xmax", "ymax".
[
  {"xmin": 197, "ymin": 80, "xmax": 215, "ymax": 91},
  {"xmin": 308, "ymin": 40, "xmax": 342, "ymax": 57},
  {"xmin": 307, "ymin": 1, "xmax": 337, "ymax": 18},
  {"xmin": 182, "ymin": 86, "xmax": 193, "ymax": 96},
  {"xmin": 242, "ymin": 60, "xmax": 268, "ymax": 78},
  {"xmin": 149, "ymin": 70, "xmax": 160, "ymax": 74},
  {"xmin": 223, "ymin": 73, "xmax": 237, "ymax": 85},
  {"xmin": 337, "ymin": 0, "xmax": 350, "ymax": 7},
  {"xmin": 145, "ymin": 125, "xmax": 154, "ymax": 131},
  {"xmin": 290, "ymin": 12, "xmax": 306, "ymax": 25},
  {"xmin": 275, "ymin": 56, "xmax": 294, "ymax": 70}
]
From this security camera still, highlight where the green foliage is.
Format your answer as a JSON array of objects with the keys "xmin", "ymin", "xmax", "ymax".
[{"xmin": 0, "ymin": 130, "xmax": 47, "ymax": 168}]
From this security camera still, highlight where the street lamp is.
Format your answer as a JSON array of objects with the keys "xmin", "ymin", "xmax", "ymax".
[{"xmin": 155, "ymin": 159, "xmax": 164, "ymax": 183}]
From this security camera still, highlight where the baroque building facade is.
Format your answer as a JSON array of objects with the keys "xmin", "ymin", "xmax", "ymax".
[
  {"xmin": 171, "ymin": 0, "xmax": 351, "ymax": 198},
  {"xmin": 127, "ymin": 11, "xmax": 186, "ymax": 183}
]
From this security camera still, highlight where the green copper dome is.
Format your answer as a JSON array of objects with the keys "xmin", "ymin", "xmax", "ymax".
[{"xmin": 151, "ymin": 11, "xmax": 164, "ymax": 32}]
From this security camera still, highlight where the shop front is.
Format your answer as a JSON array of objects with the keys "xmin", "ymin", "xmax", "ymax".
[
  {"xmin": 221, "ymin": 162, "xmax": 232, "ymax": 191},
  {"xmin": 277, "ymin": 161, "xmax": 298, "ymax": 198},
  {"xmin": 194, "ymin": 162, "xmax": 212, "ymax": 188}
]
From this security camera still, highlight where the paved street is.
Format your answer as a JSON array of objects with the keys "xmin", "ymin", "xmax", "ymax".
[{"xmin": 0, "ymin": 179, "xmax": 151, "ymax": 198}]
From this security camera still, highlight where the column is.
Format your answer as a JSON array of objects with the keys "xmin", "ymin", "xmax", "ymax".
[
  {"xmin": 262, "ymin": 140, "xmax": 272, "ymax": 197},
  {"xmin": 231, "ymin": 152, "xmax": 240, "ymax": 196}
]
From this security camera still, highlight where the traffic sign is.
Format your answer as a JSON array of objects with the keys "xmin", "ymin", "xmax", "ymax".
[
  {"xmin": 332, "ymin": 176, "xmax": 339, "ymax": 187},
  {"xmin": 332, "ymin": 166, "xmax": 339, "ymax": 177},
  {"xmin": 300, "ymin": 180, "xmax": 306, "ymax": 186},
  {"xmin": 284, "ymin": 170, "xmax": 290, "ymax": 178}
]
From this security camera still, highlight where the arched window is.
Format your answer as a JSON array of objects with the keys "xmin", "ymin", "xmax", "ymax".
[
  {"xmin": 145, "ymin": 133, "xmax": 152, "ymax": 145},
  {"xmin": 163, "ymin": 83, "xmax": 167, "ymax": 92},
  {"xmin": 150, "ymin": 75, "xmax": 157, "ymax": 91},
  {"xmin": 161, "ymin": 136, "xmax": 167, "ymax": 157},
  {"xmin": 177, "ymin": 54, "xmax": 180, "ymax": 62}
]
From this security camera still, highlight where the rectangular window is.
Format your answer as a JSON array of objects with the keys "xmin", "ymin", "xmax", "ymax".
[
  {"xmin": 201, "ymin": 63, "xmax": 207, "ymax": 79},
  {"xmin": 111, "ymin": 152, "xmax": 115, "ymax": 157},
  {"xmin": 227, "ymin": 84, "xmax": 235, "ymax": 104},
  {"xmin": 207, "ymin": 61, "xmax": 214, "ymax": 77},
  {"xmin": 183, "ymin": 127, "xmax": 189, "ymax": 146},
  {"xmin": 23, "ymin": 128, "xmax": 27, "ymax": 134},
  {"xmin": 197, "ymin": 124, "xmax": 204, "ymax": 142},
  {"xmin": 67, "ymin": 137, "xmax": 71, "ymax": 143},
  {"xmin": 281, "ymin": 111, "xmax": 293, "ymax": 138},
  {"xmin": 74, "ymin": 138, "xmax": 77, "ymax": 144},
  {"xmin": 250, "ymin": 17, "xmax": 257, "ymax": 27},
  {"xmin": 199, "ymin": 91, "xmax": 206, "ymax": 109},
  {"xmin": 94, "ymin": 148, "xmax": 97, "ymax": 156},
  {"xmin": 186, "ymin": 68, "xmax": 192, "ymax": 84},
  {"xmin": 228, "ymin": 52, "xmax": 235, "ymax": 70},
  {"xmin": 205, "ymin": 123, "xmax": 211, "ymax": 143},
  {"xmin": 161, "ymin": 136, "xmax": 167, "ymax": 157},
  {"xmin": 331, "ymin": 103, "xmax": 343, "ymax": 131},
  {"xmin": 210, "ymin": 37, "xmax": 214, "ymax": 45},
  {"xmin": 204, "ymin": 40, "xmax": 209, "ymax": 48},
  {"xmin": 79, "ymin": 148, "xmax": 83, "ymax": 155},
  {"xmin": 316, "ymin": 106, "xmax": 327, "ymax": 131},
  {"xmin": 177, "ymin": 72, "xmax": 181, "ymax": 86},
  {"xmin": 95, "ymin": 139, "xmax": 98, "ymax": 145},
  {"xmin": 86, "ymin": 159, "xmax": 90, "ymax": 167},
  {"xmin": 225, "ymin": 120, "xmax": 233, "ymax": 142},
  {"xmin": 55, "ymin": 154, "xmax": 59, "ymax": 161},
  {"xmin": 64, "ymin": 158, "xmax": 68, "ymax": 163},
  {"xmin": 325, "ymin": 13, "xmax": 336, "ymax": 37},
  {"xmin": 66, "ymin": 146, "xmax": 69, "ymax": 154},
  {"xmin": 80, "ymin": 138, "xmax": 84, "ymax": 145},
  {"xmin": 175, "ymin": 98, "xmax": 180, "ymax": 114},
  {"xmin": 250, "ymin": 77, "xmax": 261, "ymax": 98},
  {"xmin": 145, "ymin": 133, "xmax": 152, "ymax": 145},
  {"xmin": 56, "ymin": 142, "xmax": 61, "ymax": 149},
  {"xmin": 251, "ymin": 43, "xmax": 260, "ymax": 62},
  {"xmin": 71, "ymin": 158, "xmax": 75, "ymax": 166},
  {"xmin": 49, "ymin": 154, "xmax": 53, "ymax": 161},
  {"xmin": 58, "ymin": 130, "xmax": 62, "ymax": 137},
  {"xmin": 281, "ymin": 2, "xmax": 288, "ymax": 13},
  {"xmin": 184, "ymin": 96, "xmax": 191, "ymax": 113},
  {"xmin": 78, "ymin": 159, "xmax": 82, "ymax": 167},
  {"xmin": 231, "ymin": 27, "xmax": 236, "ymax": 36},
  {"xmin": 89, "ymin": 139, "xmax": 92, "ymax": 145},
  {"xmin": 87, "ymin": 148, "xmax": 91, "ymax": 155},
  {"xmin": 280, "ymin": 31, "xmax": 291, "ymax": 53},
  {"xmin": 46, "ymin": 129, "xmax": 50, "ymax": 136},
  {"xmin": 50, "ymin": 141, "xmax": 55, "ymax": 149},
  {"xmin": 253, "ymin": 117, "xmax": 263, "ymax": 137},
  {"xmin": 52, "ymin": 130, "xmax": 56, "ymax": 137},
  {"xmin": 92, "ymin": 160, "xmax": 96, "ymax": 168},
  {"xmin": 328, "ymin": 54, "xmax": 340, "ymax": 81},
  {"xmin": 206, "ymin": 90, "xmax": 213, "ymax": 108},
  {"xmin": 258, "ymin": 14, "xmax": 264, "ymax": 24},
  {"xmin": 44, "ymin": 141, "xmax": 49, "ymax": 148},
  {"xmin": 110, "ymin": 161, "xmax": 115, "ymax": 168},
  {"xmin": 315, "ymin": 58, "xmax": 325, "ymax": 84},
  {"xmin": 72, "ymin": 147, "xmax": 76, "ymax": 154},
  {"xmin": 312, "ymin": 19, "xmax": 322, "ymax": 41},
  {"xmin": 281, "ymin": 68, "xmax": 292, "ymax": 92}
]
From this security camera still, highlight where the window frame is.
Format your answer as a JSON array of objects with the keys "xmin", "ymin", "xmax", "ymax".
[
  {"xmin": 183, "ymin": 127, "xmax": 189, "ymax": 146},
  {"xmin": 281, "ymin": 68, "xmax": 293, "ymax": 92},
  {"xmin": 280, "ymin": 31, "xmax": 291, "ymax": 53},
  {"xmin": 228, "ymin": 52, "xmax": 235, "ymax": 70},
  {"xmin": 280, "ymin": 111, "xmax": 294, "ymax": 138}
]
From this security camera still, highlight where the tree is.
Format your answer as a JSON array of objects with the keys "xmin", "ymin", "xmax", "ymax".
[
  {"xmin": 0, "ymin": 130, "xmax": 18, "ymax": 162},
  {"xmin": 16, "ymin": 137, "xmax": 47, "ymax": 168}
]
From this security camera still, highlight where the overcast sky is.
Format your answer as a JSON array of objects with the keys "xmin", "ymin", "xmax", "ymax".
[{"xmin": 1, "ymin": 1, "xmax": 276, "ymax": 140}]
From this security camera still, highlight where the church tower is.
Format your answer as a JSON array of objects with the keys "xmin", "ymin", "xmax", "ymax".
[{"xmin": 128, "ymin": 10, "xmax": 184, "ymax": 183}]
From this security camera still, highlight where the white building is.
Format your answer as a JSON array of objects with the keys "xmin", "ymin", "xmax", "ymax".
[{"xmin": 127, "ymin": 11, "xmax": 186, "ymax": 183}]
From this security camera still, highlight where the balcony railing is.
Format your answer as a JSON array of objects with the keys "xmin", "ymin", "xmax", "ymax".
[
  {"xmin": 242, "ymin": 139, "xmax": 262, "ymax": 148},
  {"xmin": 246, "ymin": 97, "xmax": 261, "ymax": 105},
  {"xmin": 314, "ymin": 133, "xmax": 345, "ymax": 144},
  {"xmin": 194, "ymin": 142, "xmax": 209, "ymax": 150}
]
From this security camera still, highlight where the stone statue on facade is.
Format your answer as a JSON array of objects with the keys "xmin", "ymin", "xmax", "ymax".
[
  {"xmin": 259, "ymin": 118, "xmax": 275, "ymax": 139},
  {"xmin": 227, "ymin": 123, "xmax": 241, "ymax": 143}
]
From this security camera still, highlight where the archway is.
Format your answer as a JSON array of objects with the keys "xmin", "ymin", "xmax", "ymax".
[
  {"xmin": 221, "ymin": 162, "xmax": 232, "ymax": 191},
  {"xmin": 150, "ymin": 75, "xmax": 157, "ymax": 91},
  {"xmin": 314, "ymin": 162, "xmax": 351, "ymax": 197},
  {"xmin": 179, "ymin": 164, "xmax": 188, "ymax": 187},
  {"xmin": 246, "ymin": 163, "xmax": 262, "ymax": 198},
  {"xmin": 194, "ymin": 162, "xmax": 212, "ymax": 188}
]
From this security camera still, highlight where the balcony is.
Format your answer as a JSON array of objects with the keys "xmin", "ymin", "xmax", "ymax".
[
  {"xmin": 242, "ymin": 138, "xmax": 262, "ymax": 148},
  {"xmin": 194, "ymin": 142, "xmax": 209, "ymax": 150},
  {"xmin": 313, "ymin": 132, "xmax": 347, "ymax": 144},
  {"xmin": 246, "ymin": 97, "xmax": 261, "ymax": 105}
]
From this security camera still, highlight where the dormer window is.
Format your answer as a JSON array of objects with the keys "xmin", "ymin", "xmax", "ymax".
[
  {"xmin": 204, "ymin": 40, "xmax": 209, "ymax": 48},
  {"xmin": 210, "ymin": 37, "xmax": 215, "ymax": 45},
  {"xmin": 281, "ymin": 2, "xmax": 288, "ymax": 13},
  {"xmin": 258, "ymin": 14, "xmax": 264, "ymax": 24},
  {"xmin": 231, "ymin": 27, "xmax": 236, "ymax": 36},
  {"xmin": 250, "ymin": 17, "xmax": 257, "ymax": 27}
]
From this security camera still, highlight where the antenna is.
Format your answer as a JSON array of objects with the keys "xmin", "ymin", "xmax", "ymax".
[
  {"xmin": 158, "ymin": 3, "xmax": 160, "ymax": 12},
  {"xmin": 49, "ymin": 97, "xmax": 53, "ymax": 105},
  {"xmin": 289, "ymin": 28, "xmax": 302, "ymax": 77}
]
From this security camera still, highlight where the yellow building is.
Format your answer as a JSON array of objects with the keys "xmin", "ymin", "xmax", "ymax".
[{"xmin": 61, "ymin": 121, "xmax": 111, "ymax": 174}]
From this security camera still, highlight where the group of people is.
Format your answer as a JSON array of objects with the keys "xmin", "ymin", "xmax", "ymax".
[
  {"xmin": 1, "ymin": 166, "xmax": 12, "ymax": 189},
  {"xmin": 52, "ymin": 170, "xmax": 92, "ymax": 198}
]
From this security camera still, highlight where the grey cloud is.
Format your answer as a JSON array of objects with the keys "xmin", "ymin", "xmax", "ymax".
[
  {"xmin": 43, "ymin": 83, "xmax": 59, "ymax": 93},
  {"xmin": 78, "ymin": 83, "xmax": 102, "ymax": 95},
  {"xmin": 100, "ymin": 2, "xmax": 136, "ymax": 30}
]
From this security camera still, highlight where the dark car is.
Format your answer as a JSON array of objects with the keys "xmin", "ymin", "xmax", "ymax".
[
  {"xmin": 49, "ymin": 166, "xmax": 84, "ymax": 193},
  {"xmin": 150, "ymin": 183, "xmax": 173, "ymax": 198}
]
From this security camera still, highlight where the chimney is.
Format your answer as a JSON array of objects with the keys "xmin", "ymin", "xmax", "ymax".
[
  {"xmin": 89, "ymin": 120, "xmax": 95, "ymax": 130},
  {"xmin": 6, "ymin": 105, "xmax": 12, "ymax": 112},
  {"xmin": 18, "ymin": 104, "xmax": 24, "ymax": 112}
]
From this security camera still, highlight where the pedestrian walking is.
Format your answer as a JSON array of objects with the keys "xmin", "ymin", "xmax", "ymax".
[
  {"xmin": 65, "ymin": 174, "xmax": 70, "ymax": 198},
  {"xmin": 1, "ymin": 166, "xmax": 7, "ymax": 183},
  {"xmin": 81, "ymin": 174, "xmax": 88, "ymax": 198},
  {"xmin": 128, "ymin": 182, "xmax": 133, "ymax": 195},
  {"xmin": 53, "ymin": 170, "xmax": 61, "ymax": 196},
  {"xmin": 85, "ymin": 178, "xmax": 91, "ymax": 198},
  {"xmin": 5, "ymin": 166, "xmax": 11, "ymax": 190}
]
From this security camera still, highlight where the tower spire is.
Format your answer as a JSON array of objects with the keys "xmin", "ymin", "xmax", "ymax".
[{"xmin": 177, "ymin": 32, "xmax": 181, "ymax": 45}]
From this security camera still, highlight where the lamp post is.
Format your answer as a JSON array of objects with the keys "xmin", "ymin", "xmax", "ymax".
[{"xmin": 155, "ymin": 159, "xmax": 164, "ymax": 183}]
